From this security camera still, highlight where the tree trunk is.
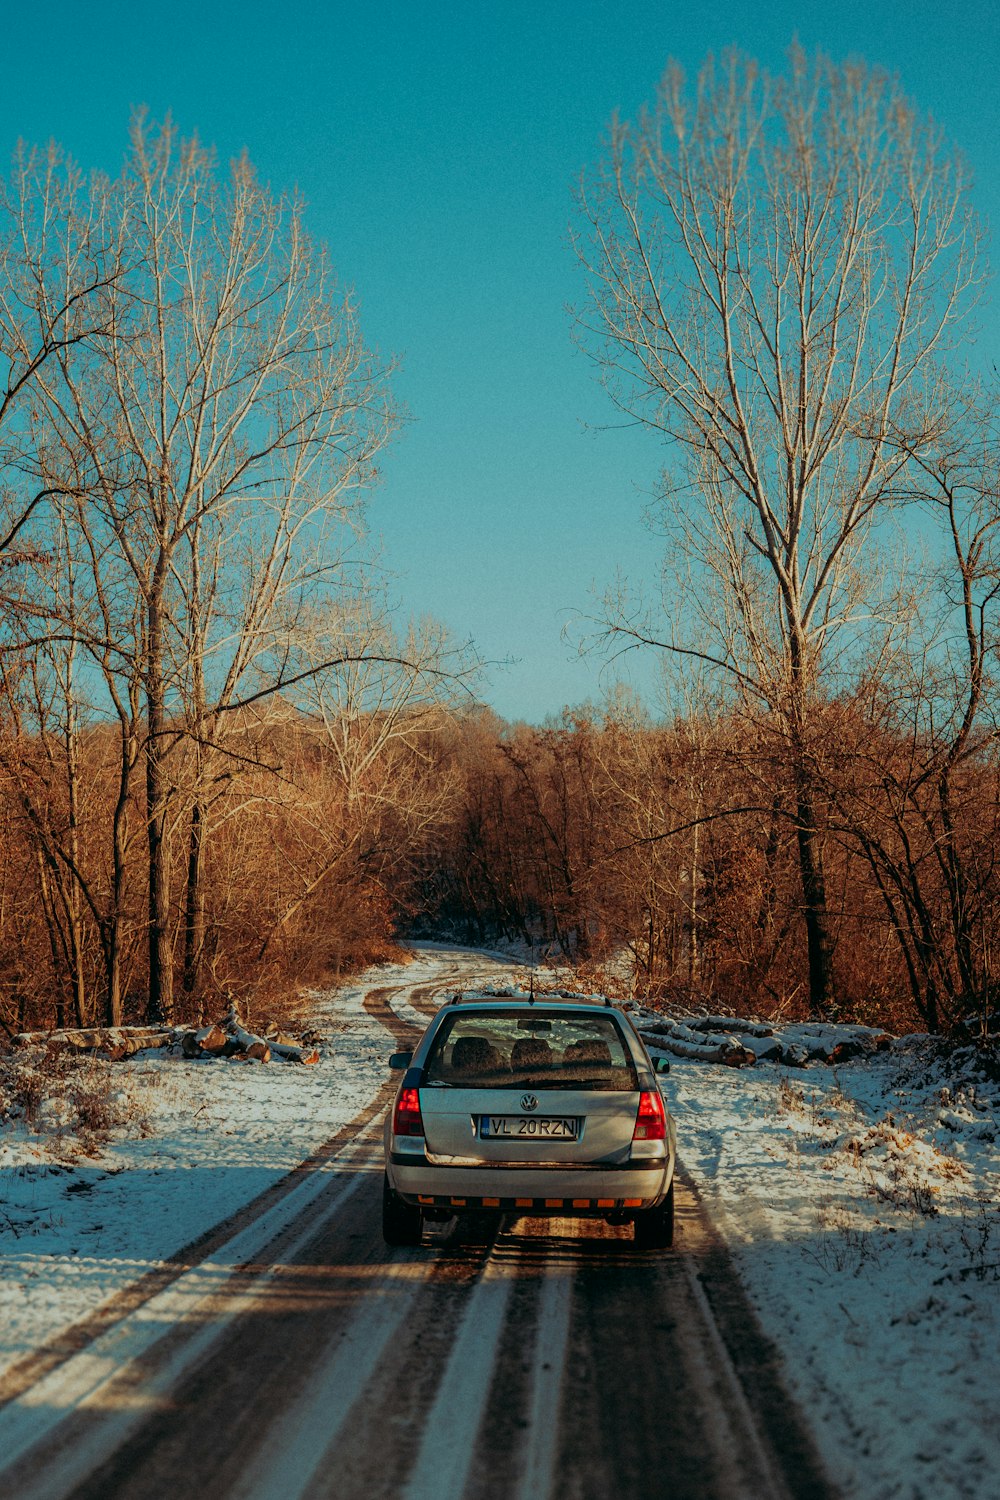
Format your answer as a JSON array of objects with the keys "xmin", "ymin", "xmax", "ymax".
[
  {"xmin": 146, "ymin": 576, "xmax": 173, "ymax": 1023},
  {"xmin": 182, "ymin": 603, "xmax": 208, "ymax": 1002},
  {"xmin": 64, "ymin": 718, "xmax": 88, "ymax": 1028},
  {"xmin": 787, "ymin": 617, "xmax": 837, "ymax": 1020},
  {"xmin": 794, "ymin": 767, "xmax": 836, "ymax": 1018},
  {"xmin": 36, "ymin": 853, "xmax": 67, "ymax": 1030},
  {"xmin": 687, "ymin": 799, "xmax": 700, "ymax": 988},
  {"xmin": 181, "ymin": 797, "xmax": 205, "ymax": 998},
  {"xmin": 938, "ymin": 772, "xmax": 976, "ymax": 1003},
  {"xmin": 103, "ymin": 723, "xmax": 136, "ymax": 1028}
]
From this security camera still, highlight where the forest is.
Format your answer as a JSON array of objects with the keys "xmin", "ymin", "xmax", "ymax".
[{"xmin": 1, "ymin": 54, "xmax": 998, "ymax": 1040}]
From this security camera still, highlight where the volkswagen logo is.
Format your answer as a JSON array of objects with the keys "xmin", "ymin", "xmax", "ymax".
[{"xmin": 520, "ymin": 1094, "xmax": 538, "ymax": 1112}]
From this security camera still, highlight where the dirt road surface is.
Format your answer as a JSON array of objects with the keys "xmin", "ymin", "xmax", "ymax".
[{"xmin": 0, "ymin": 953, "xmax": 839, "ymax": 1500}]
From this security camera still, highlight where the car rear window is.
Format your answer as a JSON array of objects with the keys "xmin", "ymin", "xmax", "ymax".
[{"xmin": 422, "ymin": 1009, "xmax": 637, "ymax": 1091}]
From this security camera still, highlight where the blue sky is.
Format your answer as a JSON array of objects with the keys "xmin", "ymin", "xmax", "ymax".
[{"xmin": 3, "ymin": 1, "xmax": 998, "ymax": 721}]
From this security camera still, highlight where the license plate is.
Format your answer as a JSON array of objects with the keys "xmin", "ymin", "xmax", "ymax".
[{"xmin": 480, "ymin": 1115, "xmax": 579, "ymax": 1140}]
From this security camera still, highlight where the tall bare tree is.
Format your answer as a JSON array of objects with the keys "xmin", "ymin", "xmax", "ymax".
[
  {"xmin": 576, "ymin": 46, "xmax": 981, "ymax": 1014},
  {"xmin": 16, "ymin": 116, "xmax": 396, "ymax": 1020}
]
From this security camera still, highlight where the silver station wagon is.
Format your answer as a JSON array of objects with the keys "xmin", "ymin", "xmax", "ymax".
[{"xmin": 382, "ymin": 992, "xmax": 676, "ymax": 1249}]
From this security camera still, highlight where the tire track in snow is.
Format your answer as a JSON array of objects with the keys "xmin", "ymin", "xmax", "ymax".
[
  {"xmin": 407, "ymin": 980, "xmax": 450, "ymax": 1017},
  {"xmin": 400, "ymin": 1241, "xmax": 521, "ymax": 1500},
  {"xmin": 0, "ymin": 983, "xmax": 412, "ymax": 1414},
  {"xmin": 362, "ymin": 983, "xmax": 426, "ymax": 1045},
  {"xmin": 243, "ymin": 1219, "xmax": 506, "ymax": 1500},
  {"xmin": 0, "ymin": 977, "xmax": 454, "ymax": 1498},
  {"xmin": 4, "ymin": 1179, "xmax": 503, "ymax": 1500},
  {"xmin": 0, "ymin": 1132, "xmax": 386, "ymax": 1499}
]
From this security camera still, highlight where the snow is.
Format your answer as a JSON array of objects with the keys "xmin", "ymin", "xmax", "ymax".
[
  {"xmin": 2, "ymin": 946, "xmax": 998, "ymax": 1500},
  {"xmin": 651, "ymin": 1029, "xmax": 1000, "ymax": 1500},
  {"xmin": 0, "ymin": 961, "xmax": 406, "ymax": 1376}
]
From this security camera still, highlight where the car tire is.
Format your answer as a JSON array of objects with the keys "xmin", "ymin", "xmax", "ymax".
[
  {"xmin": 382, "ymin": 1173, "xmax": 423, "ymax": 1246},
  {"xmin": 634, "ymin": 1180, "xmax": 674, "ymax": 1249}
]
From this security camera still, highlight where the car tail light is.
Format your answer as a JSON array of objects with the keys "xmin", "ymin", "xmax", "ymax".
[
  {"xmin": 633, "ymin": 1090, "xmax": 666, "ymax": 1141},
  {"xmin": 393, "ymin": 1087, "xmax": 424, "ymax": 1137}
]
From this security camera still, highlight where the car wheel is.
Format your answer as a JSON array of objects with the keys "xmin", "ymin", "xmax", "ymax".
[
  {"xmin": 634, "ymin": 1180, "xmax": 674, "ymax": 1250},
  {"xmin": 382, "ymin": 1173, "xmax": 423, "ymax": 1246}
]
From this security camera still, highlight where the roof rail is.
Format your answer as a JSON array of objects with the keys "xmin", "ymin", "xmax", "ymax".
[{"xmin": 453, "ymin": 989, "xmax": 614, "ymax": 1007}]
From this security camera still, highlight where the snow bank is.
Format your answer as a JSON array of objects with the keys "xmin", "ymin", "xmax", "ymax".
[{"xmin": 659, "ymin": 1037, "xmax": 1000, "ymax": 1500}]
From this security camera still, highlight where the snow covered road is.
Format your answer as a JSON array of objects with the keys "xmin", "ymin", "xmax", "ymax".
[
  {"xmin": 0, "ymin": 949, "xmax": 835, "ymax": 1500},
  {"xmin": 3, "ymin": 944, "xmax": 998, "ymax": 1499}
]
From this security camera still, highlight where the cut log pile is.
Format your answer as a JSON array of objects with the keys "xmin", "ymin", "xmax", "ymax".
[
  {"xmin": 636, "ymin": 1014, "xmax": 893, "ymax": 1069},
  {"xmin": 219, "ymin": 1005, "xmax": 320, "ymax": 1065},
  {"xmin": 12, "ymin": 1005, "xmax": 323, "ymax": 1066},
  {"xmin": 637, "ymin": 1019, "xmax": 758, "ymax": 1068}
]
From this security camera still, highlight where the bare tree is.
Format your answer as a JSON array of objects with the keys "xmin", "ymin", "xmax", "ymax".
[
  {"xmin": 260, "ymin": 596, "xmax": 472, "ymax": 952},
  {"xmin": 18, "ymin": 115, "xmax": 396, "ymax": 1020},
  {"xmin": 576, "ymin": 45, "xmax": 981, "ymax": 1014},
  {"xmin": 828, "ymin": 390, "xmax": 1000, "ymax": 1028},
  {"xmin": 0, "ymin": 145, "xmax": 124, "ymax": 1027}
]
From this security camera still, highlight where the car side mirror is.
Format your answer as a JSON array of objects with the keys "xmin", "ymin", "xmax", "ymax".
[
  {"xmin": 389, "ymin": 1050, "xmax": 413, "ymax": 1071},
  {"xmin": 654, "ymin": 1055, "xmax": 670, "ymax": 1075}
]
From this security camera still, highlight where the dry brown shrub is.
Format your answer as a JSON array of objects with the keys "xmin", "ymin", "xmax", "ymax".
[{"xmin": 0, "ymin": 1046, "xmax": 150, "ymax": 1147}]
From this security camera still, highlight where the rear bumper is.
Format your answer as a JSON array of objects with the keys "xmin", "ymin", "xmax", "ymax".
[{"xmin": 387, "ymin": 1153, "xmax": 673, "ymax": 1211}]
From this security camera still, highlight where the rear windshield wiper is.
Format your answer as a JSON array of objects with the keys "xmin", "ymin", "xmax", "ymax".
[{"xmin": 508, "ymin": 1077, "xmax": 620, "ymax": 1090}]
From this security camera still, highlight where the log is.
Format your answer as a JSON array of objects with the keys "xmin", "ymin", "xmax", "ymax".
[
  {"xmin": 670, "ymin": 1020, "xmax": 723, "ymax": 1047},
  {"xmin": 638, "ymin": 1021, "xmax": 678, "ymax": 1038},
  {"xmin": 194, "ymin": 1024, "xmax": 228, "ymax": 1055},
  {"xmin": 179, "ymin": 1025, "xmax": 229, "ymax": 1059},
  {"xmin": 689, "ymin": 1015, "xmax": 774, "ymax": 1038},
  {"xmin": 720, "ymin": 1046, "xmax": 757, "ymax": 1068},
  {"xmin": 655, "ymin": 1036, "xmax": 730, "ymax": 1062},
  {"xmin": 639, "ymin": 1030, "xmax": 754, "ymax": 1066},
  {"xmin": 11, "ymin": 1012, "xmax": 319, "ymax": 1068},
  {"xmin": 223, "ymin": 1006, "xmax": 318, "ymax": 1064},
  {"xmin": 269, "ymin": 1039, "xmax": 319, "ymax": 1064},
  {"xmin": 223, "ymin": 1008, "xmax": 268, "ymax": 1055},
  {"xmin": 262, "ymin": 1024, "xmax": 307, "ymax": 1049},
  {"xmin": 103, "ymin": 1034, "xmax": 175, "ymax": 1060},
  {"xmin": 665, "ymin": 1020, "xmax": 757, "ymax": 1065},
  {"xmin": 13, "ymin": 1025, "xmax": 175, "ymax": 1054},
  {"xmin": 828, "ymin": 1040, "xmax": 864, "ymax": 1063},
  {"xmin": 739, "ymin": 1034, "xmax": 784, "ymax": 1062}
]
